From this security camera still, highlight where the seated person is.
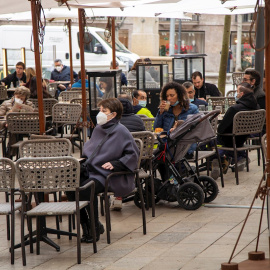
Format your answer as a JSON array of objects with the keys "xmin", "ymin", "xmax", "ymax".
[
  {"xmin": 23, "ymin": 67, "xmax": 36, "ymax": 88},
  {"xmin": 50, "ymin": 59, "xmax": 78, "ymax": 96},
  {"xmin": 217, "ymin": 82, "xmax": 259, "ymax": 171},
  {"xmin": 244, "ymin": 68, "xmax": 265, "ymax": 109},
  {"xmin": 1, "ymin": 61, "xmax": 26, "ymax": 89},
  {"xmin": 154, "ymin": 82, "xmax": 199, "ymax": 161},
  {"xmin": 72, "ymin": 70, "xmax": 103, "ymax": 98},
  {"xmin": 154, "ymin": 82, "xmax": 199, "ymax": 131},
  {"xmin": 99, "ymin": 77, "xmax": 114, "ymax": 99},
  {"xmin": 0, "ymin": 86, "xmax": 34, "ymax": 158},
  {"xmin": 118, "ymin": 98, "xmax": 145, "ymax": 132},
  {"xmin": 29, "ymin": 77, "xmax": 52, "ymax": 99},
  {"xmin": 191, "ymin": 71, "xmax": 221, "ymax": 100},
  {"xmin": 0, "ymin": 86, "xmax": 34, "ymax": 117},
  {"xmin": 132, "ymin": 90, "xmax": 154, "ymax": 118},
  {"xmin": 67, "ymin": 98, "xmax": 139, "ymax": 243},
  {"xmin": 183, "ymin": 81, "xmax": 208, "ymax": 108}
]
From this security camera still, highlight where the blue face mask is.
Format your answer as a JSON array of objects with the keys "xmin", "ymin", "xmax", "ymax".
[
  {"xmin": 234, "ymin": 92, "xmax": 239, "ymax": 101},
  {"xmin": 139, "ymin": 100, "xmax": 147, "ymax": 107},
  {"xmin": 171, "ymin": 101, "xmax": 179, "ymax": 107},
  {"xmin": 189, "ymin": 98, "xmax": 194, "ymax": 102}
]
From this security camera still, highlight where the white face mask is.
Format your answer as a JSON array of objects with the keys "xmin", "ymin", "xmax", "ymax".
[
  {"xmin": 55, "ymin": 66, "xmax": 62, "ymax": 72},
  {"xmin": 15, "ymin": 98, "xmax": 23, "ymax": 104},
  {"xmin": 96, "ymin": 112, "xmax": 113, "ymax": 125}
]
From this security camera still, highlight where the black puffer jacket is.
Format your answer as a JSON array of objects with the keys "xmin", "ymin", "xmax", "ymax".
[
  {"xmin": 218, "ymin": 92, "xmax": 259, "ymax": 147},
  {"xmin": 118, "ymin": 98, "xmax": 145, "ymax": 132}
]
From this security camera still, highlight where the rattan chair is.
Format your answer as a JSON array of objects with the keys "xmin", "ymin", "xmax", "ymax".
[
  {"xmin": 6, "ymin": 112, "xmax": 45, "ymax": 157},
  {"xmin": 20, "ymin": 138, "xmax": 74, "ymax": 235},
  {"xmin": 69, "ymin": 87, "xmax": 82, "ymax": 91},
  {"xmin": 59, "ymin": 91, "xmax": 89, "ymax": 102},
  {"xmin": 137, "ymin": 114, "xmax": 148, "ymax": 119},
  {"xmin": 127, "ymin": 79, "xmax": 137, "ymax": 87},
  {"xmin": 207, "ymin": 97, "xmax": 235, "ymax": 113},
  {"xmin": 70, "ymin": 98, "xmax": 89, "ymax": 105},
  {"xmin": 19, "ymin": 138, "xmax": 72, "ymax": 158},
  {"xmin": 217, "ymin": 109, "xmax": 266, "ymax": 185},
  {"xmin": 142, "ymin": 118, "xmax": 155, "ymax": 132},
  {"xmin": 100, "ymin": 138, "xmax": 146, "ymax": 244},
  {"xmin": 232, "ymin": 72, "xmax": 245, "ymax": 90},
  {"xmin": 47, "ymin": 83, "xmax": 57, "ymax": 98},
  {"xmin": 29, "ymin": 134, "xmax": 55, "ymax": 140},
  {"xmin": 52, "ymin": 103, "xmax": 83, "ymax": 154},
  {"xmin": 131, "ymin": 131, "xmax": 155, "ymax": 217},
  {"xmin": 29, "ymin": 98, "xmax": 58, "ymax": 115},
  {"xmin": 226, "ymin": 90, "xmax": 237, "ymax": 97},
  {"xmin": 121, "ymin": 85, "xmax": 137, "ymax": 96},
  {"xmin": 0, "ymin": 85, "xmax": 8, "ymax": 102},
  {"xmin": 16, "ymin": 156, "xmax": 97, "ymax": 266},
  {"xmin": 0, "ymin": 158, "xmax": 21, "ymax": 264}
]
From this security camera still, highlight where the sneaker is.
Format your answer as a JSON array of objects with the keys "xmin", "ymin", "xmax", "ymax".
[
  {"xmin": 211, "ymin": 159, "xmax": 220, "ymax": 180},
  {"xmin": 231, "ymin": 157, "xmax": 246, "ymax": 172},
  {"xmin": 110, "ymin": 197, "xmax": 122, "ymax": 211}
]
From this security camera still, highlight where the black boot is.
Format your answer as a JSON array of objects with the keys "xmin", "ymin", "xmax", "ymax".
[
  {"xmin": 81, "ymin": 223, "xmax": 90, "ymax": 243},
  {"xmin": 84, "ymin": 221, "xmax": 105, "ymax": 243}
]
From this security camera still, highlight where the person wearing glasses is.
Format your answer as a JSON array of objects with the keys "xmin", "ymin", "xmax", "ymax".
[
  {"xmin": 243, "ymin": 69, "xmax": 265, "ymax": 109},
  {"xmin": 0, "ymin": 62, "xmax": 26, "ymax": 89},
  {"xmin": 183, "ymin": 81, "xmax": 208, "ymax": 108}
]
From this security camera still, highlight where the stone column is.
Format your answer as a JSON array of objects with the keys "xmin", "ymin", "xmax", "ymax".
[{"xmin": 131, "ymin": 17, "xmax": 159, "ymax": 56}]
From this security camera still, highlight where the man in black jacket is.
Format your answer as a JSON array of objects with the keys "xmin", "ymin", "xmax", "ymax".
[
  {"xmin": 191, "ymin": 71, "xmax": 220, "ymax": 100},
  {"xmin": 1, "ymin": 62, "xmax": 26, "ymax": 88},
  {"xmin": 244, "ymin": 69, "xmax": 265, "ymax": 109},
  {"xmin": 217, "ymin": 82, "xmax": 259, "ymax": 167}
]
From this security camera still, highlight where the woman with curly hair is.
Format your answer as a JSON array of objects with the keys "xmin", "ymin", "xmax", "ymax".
[{"xmin": 154, "ymin": 81, "xmax": 199, "ymax": 132}]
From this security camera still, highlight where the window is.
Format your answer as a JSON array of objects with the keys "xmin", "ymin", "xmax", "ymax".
[
  {"xmin": 77, "ymin": 32, "xmax": 103, "ymax": 53},
  {"xmin": 159, "ymin": 31, "xmax": 205, "ymax": 56}
]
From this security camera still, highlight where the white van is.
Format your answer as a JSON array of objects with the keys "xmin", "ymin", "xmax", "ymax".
[{"xmin": 0, "ymin": 25, "xmax": 139, "ymax": 78}]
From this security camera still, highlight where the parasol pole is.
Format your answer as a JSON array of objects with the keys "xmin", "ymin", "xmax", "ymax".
[
  {"xmin": 67, "ymin": 19, "xmax": 74, "ymax": 85},
  {"xmin": 111, "ymin": 17, "xmax": 116, "ymax": 69},
  {"xmin": 264, "ymin": 0, "xmax": 270, "ymax": 258},
  {"xmin": 30, "ymin": 0, "xmax": 45, "ymax": 134},
  {"xmin": 78, "ymin": 8, "xmax": 87, "ymax": 143}
]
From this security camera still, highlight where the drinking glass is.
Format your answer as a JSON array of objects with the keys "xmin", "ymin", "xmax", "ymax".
[{"xmin": 164, "ymin": 101, "xmax": 170, "ymax": 111}]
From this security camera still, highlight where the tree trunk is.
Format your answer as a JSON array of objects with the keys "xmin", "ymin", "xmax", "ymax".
[{"xmin": 218, "ymin": 15, "xmax": 231, "ymax": 96}]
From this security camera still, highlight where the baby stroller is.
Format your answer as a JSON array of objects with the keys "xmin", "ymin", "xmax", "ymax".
[{"xmin": 134, "ymin": 110, "xmax": 220, "ymax": 211}]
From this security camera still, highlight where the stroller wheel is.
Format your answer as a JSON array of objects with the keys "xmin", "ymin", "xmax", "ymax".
[
  {"xmin": 133, "ymin": 190, "xmax": 160, "ymax": 209},
  {"xmin": 177, "ymin": 182, "xmax": 204, "ymax": 210},
  {"xmin": 198, "ymin": 175, "xmax": 219, "ymax": 203}
]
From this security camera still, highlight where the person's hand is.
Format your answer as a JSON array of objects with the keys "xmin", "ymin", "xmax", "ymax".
[
  {"xmin": 159, "ymin": 100, "xmax": 167, "ymax": 115},
  {"xmin": 1, "ymin": 82, "xmax": 5, "ymax": 86},
  {"xmin": 58, "ymin": 84, "xmax": 66, "ymax": 90},
  {"xmin": 102, "ymin": 162, "xmax": 114, "ymax": 170},
  {"xmin": 198, "ymin": 98, "xmax": 206, "ymax": 101}
]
